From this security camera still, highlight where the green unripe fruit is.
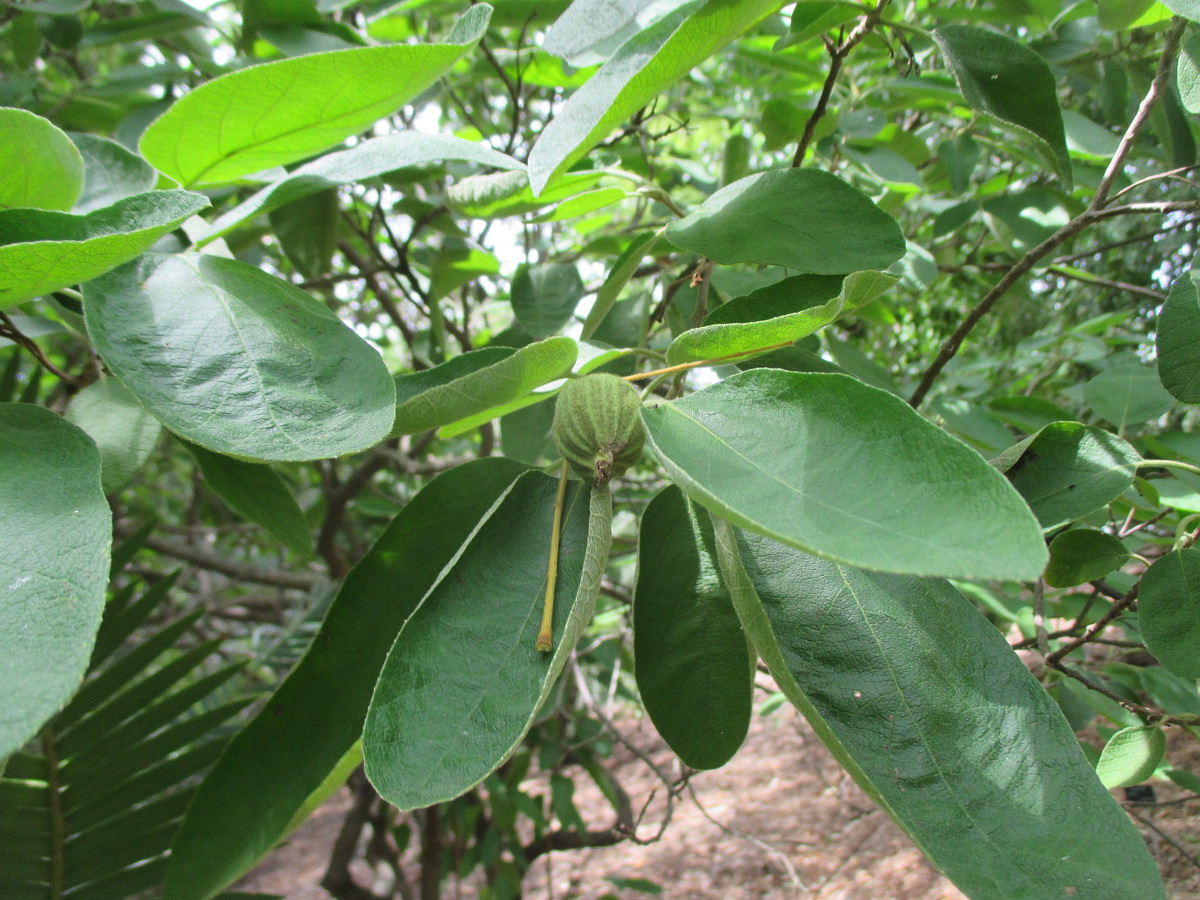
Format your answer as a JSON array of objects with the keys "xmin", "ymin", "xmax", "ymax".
[{"xmin": 552, "ymin": 373, "xmax": 646, "ymax": 485}]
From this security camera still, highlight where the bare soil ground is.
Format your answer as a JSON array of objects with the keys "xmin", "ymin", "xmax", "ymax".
[{"xmin": 233, "ymin": 703, "xmax": 1200, "ymax": 900}]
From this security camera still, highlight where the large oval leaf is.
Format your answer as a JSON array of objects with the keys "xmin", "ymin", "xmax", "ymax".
[
  {"xmin": 0, "ymin": 107, "xmax": 83, "ymax": 211},
  {"xmin": 1156, "ymin": 259, "xmax": 1200, "ymax": 403},
  {"xmin": 1084, "ymin": 363, "xmax": 1175, "ymax": 428},
  {"xmin": 0, "ymin": 190, "xmax": 210, "ymax": 308},
  {"xmin": 139, "ymin": 5, "xmax": 491, "ymax": 187},
  {"xmin": 996, "ymin": 421, "xmax": 1141, "ymax": 529},
  {"xmin": 528, "ymin": 0, "xmax": 783, "ymax": 193},
  {"xmin": 165, "ymin": 458, "xmax": 528, "ymax": 900},
  {"xmin": 83, "ymin": 253, "xmax": 395, "ymax": 462},
  {"xmin": 932, "ymin": 25, "xmax": 1071, "ymax": 185},
  {"xmin": 634, "ymin": 486, "xmax": 751, "ymax": 769},
  {"xmin": 363, "ymin": 471, "xmax": 613, "ymax": 810},
  {"xmin": 202, "ymin": 132, "xmax": 522, "ymax": 243},
  {"xmin": 713, "ymin": 523, "xmax": 1166, "ymax": 900},
  {"xmin": 666, "ymin": 271, "xmax": 897, "ymax": 365},
  {"xmin": 665, "ymin": 169, "xmax": 905, "ymax": 274},
  {"xmin": 392, "ymin": 337, "xmax": 577, "ymax": 435},
  {"xmin": 642, "ymin": 369, "xmax": 1046, "ymax": 580},
  {"xmin": 1138, "ymin": 548, "xmax": 1200, "ymax": 679},
  {"xmin": 0, "ymin": 403, "xmax": 111, "ymax": 758}
]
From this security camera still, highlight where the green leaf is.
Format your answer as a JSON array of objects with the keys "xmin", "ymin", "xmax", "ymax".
[
  {"xmin": 1096, "ymin": 725, "xmax": 1166, "ymax": 789},
  {"xmin": 392, "ymin": 337, "xmax": 577, "ymax": 435},
  {"xmin": 0, "ymin": 190, "xmax": 210, "ymax": 308},
  {"xmin": 1084, "ymin": 363, "xmax": 1175, "ymax": 428},
  {"xmin": 83, "ymin": 253, "xmax": 395, "ymax": 462},
  {"xmin": 139, "ymin": 5, "xmax": 492, "ymax": 187},
  {"xmin": 713, "ymin": 523, "xmax": 1167, "ymax": 900},
  {"xmin": 269, "ymin": 189, "xmax": 338, "ymax": 279},
  {"xmin": 511, "ymin": 263, "xmax": 585, "ymax": 337},
  {"xmin": 202, "ymin": 132, "xmax": 522, "ymax": 243},
  {"xmin": 1162, "ymin": 0, "xmax": 1200, "ymax": 21},
  {"xmin": 186, "ymin": 442, "xmax": 312, "ymax": 554},
  {"xmin": 447, "ymin": 169, "xmax": 602, "ymax": 219},
  {"xmin": 580, "ymin": 228, "xmax": 662, "ymax": 340},
  {"xmin": 932, "ymin": 25, "xmax": 1072, "ymax": 185},
  {"xmin": 665, "ymin": 170, "xmax": 905, "ymax": 274},
  {"xmin": 996, "ymin": 422, "xmax": 1141, "ymax": 529},
  {"xmin": 1044, "ymin": 529, "xmax": 1130, "ymax": 588},
  {"xmin": 634, "ymin": 486, "xmax": 751, "ymax": 769},
  {"xmin": 1097, "ymin": 0, "xmax": 1156, "ymax": 30},
  {"xmin": 1156, "ymin": 260, "xmax": 1200, "ymax": 403},
  {"xmin": 542, "ymin": 0, "xmax": 696, "ymax": 65},
  {"xmin": 528, "ymin": 0, "xmax": 783, "ymax": 193},
  {"xmin": 1180, "ymin": 33, "xmax": 1200, "ymax": 114},
  {"xmin": 775, "ymin": 0, "xmax": 861, "ymax": 50},
  {"xmin": 0, "ymin": 107, "xmax": 83, "ymax": 211},
  {"xmin": 436, "ymin": 341, "xmax": 633, "ymax": 438},
  {"xmin": 666, "ymin": 271, "xmax": 897, "ymax": 365},
  {"xmin": 363, "ymin": 471, "xmax": 613, "ymax": 810},
  {"xmin": 642, "ymin": 370, "xmax": 1046, "ymax": 580},
  {"xmin": 0, "ymin": 403, "xmax": 110, "ymax": 758},
  {"xmin": 69, "ymin": 133, "xmax": 158, "ymax": 214},
  {"xmin": 1138, "ymin": 548, "xmax": 1200, "ymax": 679},
  {"xmin": 165, "ymin": 458, "xmax": 528, "ymax": 900},
  {"xmin": 65, "ymin": 376, "xmax": 163, "ymax": 492}
]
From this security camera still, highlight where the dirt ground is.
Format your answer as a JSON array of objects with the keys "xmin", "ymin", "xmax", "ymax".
[{"xmin": 233, "ymin": 702, "xmax": 1200, "ymax": 900}]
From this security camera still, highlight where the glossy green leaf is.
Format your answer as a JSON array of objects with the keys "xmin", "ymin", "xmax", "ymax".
[
  {"xmin": 713, "ymin": 523, "xmax": 1167, "ymax": 900},
  {"xmin": 186, "ymin": 442, "xmax": 311, "ymax": 555},
  {"xmin": 0, "ymin": 190, "xmax": 209, "ymax": 308},
  {"xmin": 139, "ymin": 5, "xmax": 492, "ymax": 187},
  {"xmin": 83, "ymin": 253, "xmax": 395, "ymax": 462},
  {"xmin": 634, "ymin": 486, "xmax": 751, "ymax": 769},
  {"xmin": 511, "ymin": 263, "xmax": 585, "ymax": 337},
  {"xmin": 392, "ymin": 337, "xmax": 576, "ymax": 435},
  {"xmin": 529, "ymin": 186, "xmax": 627, "ymax": 222},
  {"xmin": 1044, "ymin": 529, "xmax": 1130, "ymax": 588},
  {"xmin": 932, "ymin": 25, "xmax": 1071, "ymax": 185},
  {"xmin": 165, "ymin": 458, "xmax": 528, "ymax": 900},
  {"xmin": 642, "ymin": 370, "xmax": 1046, "ymax": 580},
  {"xmin": 363, "ymin": 471, "xmax": 613, "ymax": 810},
  {"xmin": 1096, "ymin": 725, "xmax": 1166, "ymax": 789},
  {"xmin": 707, "ymin": 274, "xmax": 846, "ymax": 326},
  {"xmin": 0, "ymin": 403, "xmax": 110, "ymax": 758},
  {"xmin": 665, "ymin": 170, "xmax": 905, "ymax": 274},
  {"xmin": 69, "ymin": 133, "xmax": 158, "ymax": 214},
  {"xmin": 1156, "ymin": 261, "xmax": 1200, "ymax": 403},
  {"xmin": 528, "ymin": 0, "xmax": 783, "ymax": 193},
  {"xmin": 0, "ymin": 107, "xmax": 83, "ymax": 211},
  {"xmin": 65, "ymin": 376, "xmax": 162, "ymax": 492},
  {"xmin": 202, "ymin": 132, "xmax": 522, "ymax": 242},
  {"xmin": 542, "ymin": 0, "xmax": 696, "ymax": 65},
  {"xmin": 1084, "ymin": 363, "xmax": 1175, "ymax": 428},
  {"xmin": 1138, "ymin": 548, "xmax": 1200, "ymax": 679},
  {"xmin": 997, "ymin": 422, "xmax": 1140, "ymax": 529},
  {"xmin": 666, "ymin": 271, "xmax": 897, "ymax": 365},
  {"xmin": 1180, "ymin": 33, "xmax": 1200, "ymax": 114}
]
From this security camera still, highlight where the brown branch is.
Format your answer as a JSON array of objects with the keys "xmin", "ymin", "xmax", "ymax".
[
  {"xmin": 323, "ymin": 769, "xmax": 388, "ymax": 900},
  {"xmin": 791, "ymin": 0, "xmax": 891, "ymax": 167},
  {"xmin": 317, "ymin": 442, "xmax": 399, "ymax": 580},
  {"xmin": 0, "ymin": 311, "xmax": 80, "ymax": 387},
  {"xmin": 1045, "ymin": 265, "xmax": 1166, "ymax": 302},
  {"xmin": 123, "ymin": 532, "xmax": 319, "ymax": 590},
  {"xmin": 1052, "ymin": 217, "xmax": 1199, "ymax": 264}
]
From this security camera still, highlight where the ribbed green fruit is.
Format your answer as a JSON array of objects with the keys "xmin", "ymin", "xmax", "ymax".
[{"xmin": 552, "ymin": 374, "xmax": 645, "ymax": 485}]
